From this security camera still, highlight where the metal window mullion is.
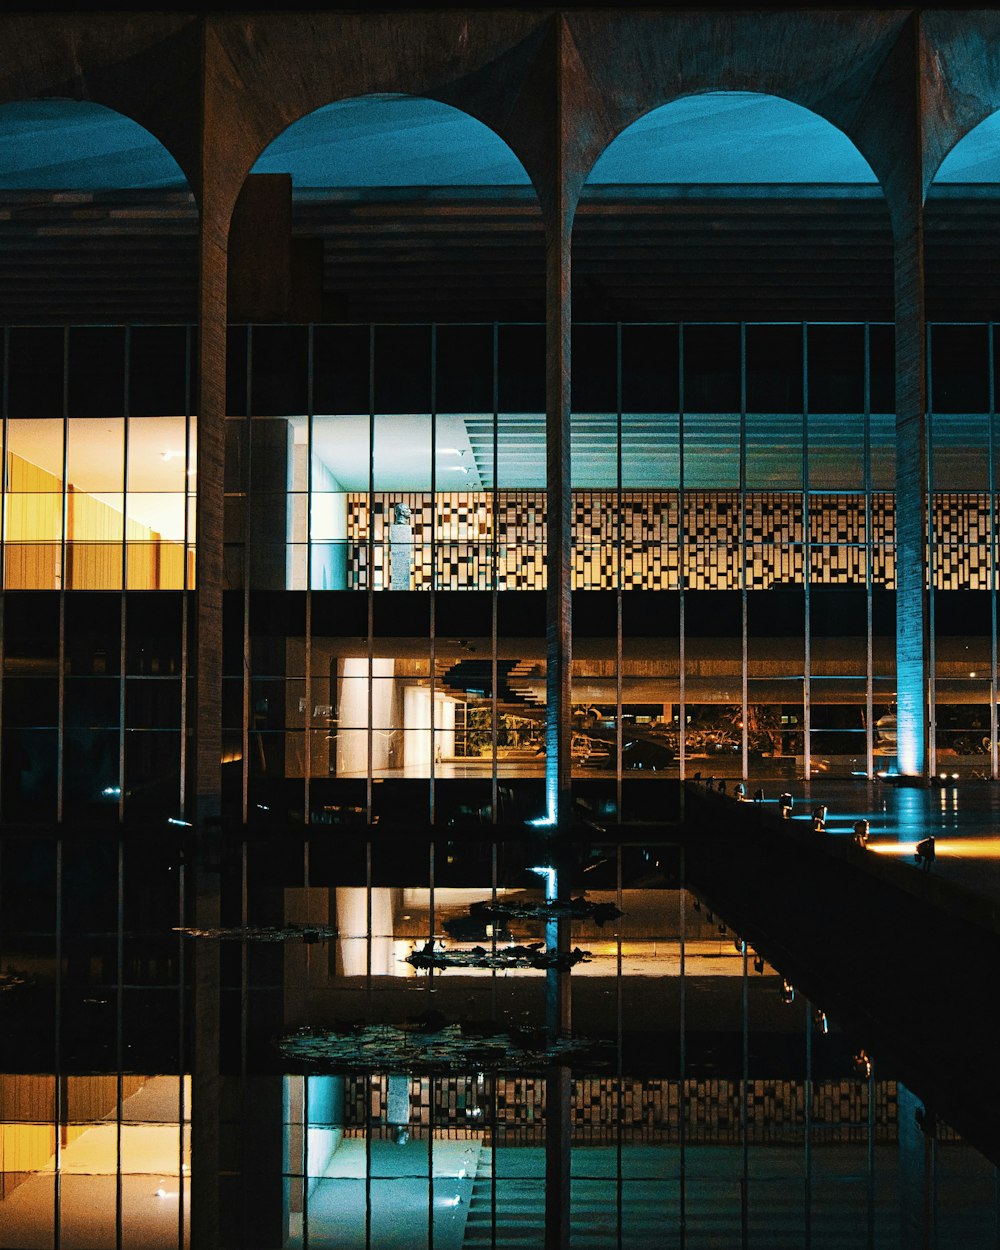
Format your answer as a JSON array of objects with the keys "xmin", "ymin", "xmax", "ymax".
[
  {"xmin": 490, "ymin": 1061, "xmax": 498, "ymax": 1250},
  {"xmin": 678, "ymin": 861, "xmax": 686, "ymax": 1245},
  {"xmin": 615, "ymin": 323, "xmax": 623, "ymax": 820},
  {"xmin": 302, "ymin": 1073, "xmax": 311, "ymax": 1250},
  {"xmin": 120, "ymin": 329, "xmax": 129, "ymax": 824},
  {"xmin": 184, "ymin": 322, "xmax": 193, "ymax": 587},
  {"xmin": 740, "ymin": 936, "xmax": 749, "ymax": 1248},
  {"xmin": 0, "ymin": 328, "xmax": 8, "ymax": 824},
  {"xmin": 239, "ymin": 841, "xmax": 250, "ymax": 1248},
  {"xmin": 428, "ymin": 1073, "xmax": 435, "ymax": 1250},
  {"xmin": 242, "ymin": 326, "xmax": 252, "ymax": 827},
  {"xmin": 54, "ymin": 838, "xmax": 63, "ymax": 1250},
  {"xmin": 177, "ymin": 830, "xmax": 187, "ymax": 1249},
  {"xmin": 305, "ymin": 325, "xmax": 314, "ymax": 824},
  {"xmin": 865, "ymin": 324, "xmax": 874, "ymax": 779},
  {"xmin": 365, "ymin": 840, "xmax": 373, "ymax": 1007},
  {"xmin": 428, "ymin": 836, "xmax": 436, "ymax": 1010},
  {"xmin": 365, "ymin": 1071, "xmax": 373, "ymax": 1250},
  {"xmin": 615, "ymin": 844, "xmax": 623, "ymax": 1250},
  {"xmin": 740, "ymin": 324, "xmax": 748, "ymax": 782},
  {"xmin": 803, "ymin": 323, "xmax": 811, "ymax": 783},
  {"xmin": 430, "ymin": 324, "xmax": 437, "ymax": 827},
  {"xmin": 866, "ymin": 1060, "xmax": 876, "ymax": 1250},
  {"xmin": 116, "ymin": 838, "xmax": 125, "ymax": 1250},
  {"xmin": 57, "ymin": 328, "xmax": 68, "ymax": 823},
  {"xmin": 805, "ymin": 997, "xmax": 813, "ymax": 1250},
  {"xmin": 1, "ymin": 325, "xmax": 7, "ymax": 583},
  {"xmin": 678, "ymin": 325, "xmax": 686, "ymax": 780},
  {"xmin": 180, "ymin": 324, "xmax": 193, "ymax": 815},
  {"xmin": 491, "ymin": 323, "xmax": 499, "ymax": 823},
  {"xmin": 989, "ymin": 323, "xmax": 998, "ymax": 780},
  {"xmin": 367, "ymin": 326, "xmax": 375, "ymax": 824},
  {"xmin": 927, "ymin": 326, "xmax": 937, "ymax": 777}
]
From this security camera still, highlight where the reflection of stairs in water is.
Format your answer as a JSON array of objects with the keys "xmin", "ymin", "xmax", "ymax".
[
  {"xmin": 460, "ymin": 1146, "xmax": 908, "ymax": 1248},
  {"xmin": 461, "ymin": 1168, "xmax": 544, "ymax": 1247}
]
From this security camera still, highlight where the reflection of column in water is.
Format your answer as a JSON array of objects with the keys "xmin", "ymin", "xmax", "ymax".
[
  {"xmin": 896, "ymin": 786, "xmax": 923, "ymax": 842},
  {"xmin": 335, "ymin": 887, "xmax": 399, "ymax": 975}
]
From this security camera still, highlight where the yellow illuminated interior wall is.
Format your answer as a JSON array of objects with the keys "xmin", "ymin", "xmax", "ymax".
[{"xmin": 3, "ymin": 450, "xmax": 191, "ymax": 590}]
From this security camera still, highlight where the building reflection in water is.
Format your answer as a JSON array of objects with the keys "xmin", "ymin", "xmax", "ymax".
[{"xmin": 2, "ymin": 831, "xmax": 999, "ymax": 1248}]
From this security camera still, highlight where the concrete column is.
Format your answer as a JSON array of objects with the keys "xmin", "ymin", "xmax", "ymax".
[
  {"xmin": 544, "ymin": 30, "xmax": 574, "ymax": 832},
  {"xmin": 544, "ymin": 220, "xmax": 572, "ymax": 828},
  {"xmin": 893, "ymin": 178, "xmax": 930, "ymax": 780},
  {"xmin": 191, "ymin": 24, "xmax": 231, "ymax": 1250},
  {"xmin": 541, "ymin": 27, "xmax": 576, "ymax": 1250},
  {"xmin": 545, "ymin": 1064, "xmax": 573, "ymax": 1250}
]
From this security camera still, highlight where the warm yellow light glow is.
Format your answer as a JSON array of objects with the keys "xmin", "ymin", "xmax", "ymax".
[{"xmin": 868, "ymin": 837, "xmax": 1000, "ymax": 859}]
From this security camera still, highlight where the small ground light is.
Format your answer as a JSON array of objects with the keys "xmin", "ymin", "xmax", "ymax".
[
  {"xmin": 853, "ymin": 1049, "xmax": 872, "ymax": 1078},
  {"xmin": 779, "ymin": 979, "xmax": 795, "ymax": 1004}
]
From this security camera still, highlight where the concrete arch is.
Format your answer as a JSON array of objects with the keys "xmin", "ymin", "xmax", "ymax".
[
  {"xmin": 201, "ymin": 11, "xmax": 553, "ymax": 234},
  {"xmin": 920, "ymin": 10, "xmax": 1000, "ymax": 196},
  {"xmin": 557, "ymin": 8, "xmax": 909, "ymax": 212}
]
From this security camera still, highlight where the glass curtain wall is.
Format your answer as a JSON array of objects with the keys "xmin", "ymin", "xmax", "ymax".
[
  {"xmin": 3, "ymin": 320, "xmax": 999, "ymax": 824},
  {"xmin": 0, "ymin": 326, "xmax": 194, "ymax": 825},
  {"xmin": 224, "ymin": 324, "xmax": 548, "ymax": 829},
  {"xmin": 217, "ymin": 320, "xmax": 999, "ymax": 819}
]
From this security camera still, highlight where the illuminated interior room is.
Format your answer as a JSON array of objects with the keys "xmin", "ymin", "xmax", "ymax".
[{"xmin": 3, "ymin": 8, "xmax": 1000, "ymax": 1250}]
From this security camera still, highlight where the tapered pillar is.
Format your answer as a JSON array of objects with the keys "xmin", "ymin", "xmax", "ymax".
[
  {"xmin": 544, "ymin": 111, "xmax": 573, "ymax": 833},
  {"xmin": 893, "ymin": 172, "xmax": 930, "ymax": 781},
  {"xmin": 541, "ymin": 22, "xmax": 577, "ymax": 1250},
  {"xmin": 190, "ymin": 41, "xmax": 231, "ymax": 1250}
]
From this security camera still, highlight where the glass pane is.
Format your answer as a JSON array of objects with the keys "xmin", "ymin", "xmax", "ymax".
[
  {"xmin": 5, "ymin": 419, "xmax": 63, "ymax": 490},
  {"xmin": 66, "ymin": 418, "xmax": 124, "ymax": 492},
  {"xmin": 126, "ymin": 415, "xmax": 189, "ymax": 492}
]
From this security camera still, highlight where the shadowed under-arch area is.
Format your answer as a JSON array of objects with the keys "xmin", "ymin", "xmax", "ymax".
[
  {"xmin": 243, "ymin": 92, "xmax": 541, "ymax": 322},
  {"xmin": 0, "ymin": 99, "xmax": 195, "ymax": 322},
  {"xmin": 0, "ymin": 98, "xmax": 188, "ymax": 189},
  {"xmin": 250, "ymin": 94, "xmax": 533, "ymax": 187},
  {"xmin": 573, "ymin": 90, "xmax": 889, "ymax": 323}
]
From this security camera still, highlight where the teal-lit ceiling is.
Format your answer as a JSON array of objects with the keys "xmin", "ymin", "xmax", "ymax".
[
  {"xmin": 0, "ymin": 100, "xmax": 187, "ymax": 189},
  {"xmin": 3, "ymin": 91, "xmax": 996, "ymax": 192},
  {"xmin": 588, "ymin": 93, "xmax": 877, "ymax": 185}
]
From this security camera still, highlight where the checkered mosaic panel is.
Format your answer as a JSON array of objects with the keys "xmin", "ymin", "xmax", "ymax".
[
  {"xmin": 345, "ymin": 490, "xmax": 993, "ymax": 592},
  {"xmin": 933, "ymin": 492, "xmax": 994, "ymax": 590}
]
